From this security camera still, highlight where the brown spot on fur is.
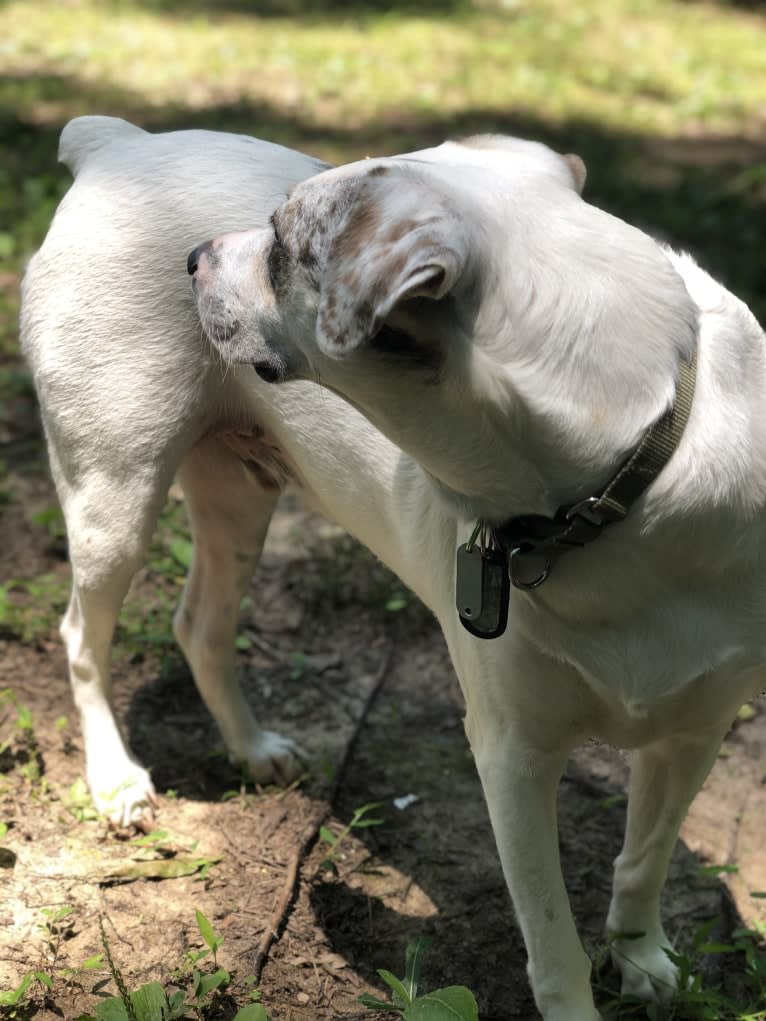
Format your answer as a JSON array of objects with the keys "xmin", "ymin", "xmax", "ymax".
[
  {"xmin": 339, "ymin": 270, "xmax": 361, "ymax": 294},
  {"xmin": 381, "ymin": 219, "xmax": 418, "ymax": 245},
  {"xmin": 336, "ymin": 199, "xmax": 379, "ymax": 262},
  {"xmin": 298, "ymin": 238, "xmax": 317, "ymax": 272},
  {"xmin": 218, "ymin": 427, "xmax": 293, "ymax": 490},
  {"xmin": 380, "ymin": 249, "xmax": 409, "ymax": 284}
]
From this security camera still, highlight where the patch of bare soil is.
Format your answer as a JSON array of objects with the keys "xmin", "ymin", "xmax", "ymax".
[{"xmin": 0, "ymin": 476, "xmax": 764, "ymax": 1021}]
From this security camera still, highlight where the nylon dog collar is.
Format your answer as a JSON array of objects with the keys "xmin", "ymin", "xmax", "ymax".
[
  {"xmin": 497, "ymin": 350, "xmax": 698, "ymax": 590},
  {"xmin": 456, "ymin": 351, "xmax": 697, "ymax": 637}
]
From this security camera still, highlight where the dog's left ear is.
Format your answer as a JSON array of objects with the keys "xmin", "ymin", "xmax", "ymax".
[
  {"xmin": 563, "ymin": 153, "xmax": 587, "ymax": 194},
  {"xmin": 316, "ymin": 175, "xmax": 466, "ymax": 357}
]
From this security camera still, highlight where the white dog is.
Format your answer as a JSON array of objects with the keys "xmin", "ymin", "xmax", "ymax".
[{"xmin": 21, "ymin": 116, "xmax": 765, "ymax": 1020}]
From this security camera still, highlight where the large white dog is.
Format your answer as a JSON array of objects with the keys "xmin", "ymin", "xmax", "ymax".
[{"xmin": 21, "ymin": 116, "xmax": 765, "ymax": 1020}]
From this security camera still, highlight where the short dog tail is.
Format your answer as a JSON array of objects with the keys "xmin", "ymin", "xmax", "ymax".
[{"xmin": 59, "ymin": 116, "xmax": 147, "ymax": 176}]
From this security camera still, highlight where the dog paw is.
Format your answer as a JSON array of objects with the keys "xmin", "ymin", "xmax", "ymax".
[
  {"xmin": 89, "ymin": 763, "xmax": 158, "ymax": 829},
  {"xmin": 611, "ymin": 935, "xmax": 678, "ymax": 1003},
  {"xmin": 238, "ymin": 730, "xmax": 307, "ymax": 786}
]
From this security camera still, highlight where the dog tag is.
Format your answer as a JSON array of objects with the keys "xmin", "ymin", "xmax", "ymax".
[{"xmin": 456, "ymin": 543, "xmax": 510, "ymax": 639}]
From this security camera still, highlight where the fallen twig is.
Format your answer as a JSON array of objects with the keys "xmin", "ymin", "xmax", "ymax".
[{"xmin": 251, "ymin": 644, "xmax": 393, "ymax": 982}]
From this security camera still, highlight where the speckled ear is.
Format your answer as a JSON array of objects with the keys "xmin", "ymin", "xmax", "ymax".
[
  {"xmin": 316, "ymin": 176, "xmax": 465, "ymax": 358},
  {"xmin": 563, "ymin": 153, "xmax": 587, "ymax": 194}
]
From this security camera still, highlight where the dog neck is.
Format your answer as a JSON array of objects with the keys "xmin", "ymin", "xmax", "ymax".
[
  {"xmin": 318, "ymin": 313, "xmax": 696, "ymax": 528},
  {"xmin": 315, "ymin": 198, "xmax": 701, "ymax": 524}
]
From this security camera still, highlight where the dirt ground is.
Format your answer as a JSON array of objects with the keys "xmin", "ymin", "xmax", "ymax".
[{"xmin": 1, "ymin": 459, "xmax": 765, "ymax": 1020}]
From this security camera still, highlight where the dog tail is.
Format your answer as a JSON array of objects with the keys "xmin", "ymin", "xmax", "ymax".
[{"xmin": 59, "ymin": 116, "xmax": 147, "ymax": 176}]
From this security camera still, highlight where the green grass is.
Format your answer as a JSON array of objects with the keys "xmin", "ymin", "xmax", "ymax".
[{"xmin": 2, "ymin": 0, "xmax": 765, "ymax": 139}]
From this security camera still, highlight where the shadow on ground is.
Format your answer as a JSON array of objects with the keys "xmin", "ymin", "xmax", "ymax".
[{"xmin": 112, "ymin": 526, "xmax": 764, "ymax": 1019}]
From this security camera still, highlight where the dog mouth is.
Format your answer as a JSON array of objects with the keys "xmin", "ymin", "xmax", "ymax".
[
  {"xmin": 196, "ymin": 297, "xmax": 240, "ymax": 348},
  {"xmin": 193, "ymin": 285, "xmax": 293, "ymax": 384}
]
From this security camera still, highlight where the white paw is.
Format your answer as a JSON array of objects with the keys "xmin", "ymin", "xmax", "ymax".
[
  {"xmin": 611, "ymin": 934, "xmax": 678, "ymax": 1002},
  {"xmin": 237, "ymin": 729, "xmax": 307, "ymax": 786},
  {"xmin": 89, "ymin": 762, "xmax": 158, "ymax": 828}
]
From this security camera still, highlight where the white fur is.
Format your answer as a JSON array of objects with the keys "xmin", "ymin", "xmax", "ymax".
[{"xmin": 22, "ymin": 117, "xmax": 766, "ymax": 1020}]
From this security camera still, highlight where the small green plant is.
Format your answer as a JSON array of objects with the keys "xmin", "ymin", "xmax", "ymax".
[
  {"xmin": 0, "ymin": 970, "xmax": 53, "ymax": 1010},
  {"xmin": 288, "ymin": 650, "xmax": 306, "ymax": 681},
  {"xmin": 359, "ymin": 937, "xmax": 479, "ymax": 1020},
  {"xmin": 89, "ymin": 911, "xmax": 269, "ymax": 1021},
  {"xmin": 38, "ymin": 905, "xmax": 74, "ymax": 982},
  {"xmin": 62, "ymin": 776, "xmax": 99, "ymax": 823},
  {"xmin": 319, "ymin": 801, "xmax": 385, "ymax": 874},
  {"xmin": 39, "ymin": 905, "xmax": 74, "ymax": 937},
  {"xmin": 0, "ymin": 905, "xmax": 85, "ymax": 1013},
  {"xmin": 385, "ymin": 592, "xmax": 409, "ymax": 612},
  {"xmin": 0, "ymin": 574, "xmax": 69, "ymax": 644},
  {"xmin": 595, "ymin": 917, "xmax": 766, "ymax": 1020},
  {"xmin": 193, "ymin": 908, "xmax": 224, "ymax": 970},
  {"xmin": 0, "ymin": 688, "xmax": 43, "ymax": 785}
]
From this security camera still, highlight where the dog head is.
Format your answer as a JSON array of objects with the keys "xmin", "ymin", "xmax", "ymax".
[
  {"xmin": 191, "ymin": 134, "xmax": 697, "ymax": 521},
  {"xmin": 190, "ymin": 135, "xmax": 586, "ymax": 386}
]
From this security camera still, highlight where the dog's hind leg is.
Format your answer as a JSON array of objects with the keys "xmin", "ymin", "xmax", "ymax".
[
  {"xmin": 173, "ymin": 433, "xmax": 304, "ymax": 786},
  {"xmin": 606, "ymin": 725, "xmax": 728, "ymax": 1002},
  {"xmin": 56, "ymin": 455, "xmax": 175, "ymax": 826}
]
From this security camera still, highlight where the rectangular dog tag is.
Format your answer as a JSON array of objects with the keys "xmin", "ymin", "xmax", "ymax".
[{"xmin": 456, "ymin": 543, "xmax": 510, "ymax": 639}]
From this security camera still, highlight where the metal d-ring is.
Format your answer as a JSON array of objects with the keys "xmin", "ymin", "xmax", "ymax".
[{"xmin": 509, "ymin": 545, "xmax": 551, "ymax": 590}]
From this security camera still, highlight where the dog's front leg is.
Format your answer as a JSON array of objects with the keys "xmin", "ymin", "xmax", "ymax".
[
  {"xmin": 454, "ymin": 631, "xmax": 600, "ymax": 1021},
  {"xmin": 607, "ymin": 723, "xmax": 730, "ymax": 1002},
  {"xmin": 469, "ymin": 726, "xmax": 600, "ymax": 1020}
]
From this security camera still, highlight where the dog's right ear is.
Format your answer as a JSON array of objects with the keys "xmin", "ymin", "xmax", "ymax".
[{"xmin": 316, "ymin": 172, "xmax": 467, "ymax": 358}]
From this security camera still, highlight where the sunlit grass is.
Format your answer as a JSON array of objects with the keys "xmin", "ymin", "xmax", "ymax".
[{"xmin": 1, "ymin": 0, "xmax": 765, "ymax": 141}]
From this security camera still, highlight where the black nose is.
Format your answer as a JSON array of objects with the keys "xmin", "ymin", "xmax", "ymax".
[
  {"xmin": 254, "ymin": 361, "xmax": 283, "ymax": 384},
  {"xmin": 187, "ymin": 240, "xmax": 213, "ymax": 276}
]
